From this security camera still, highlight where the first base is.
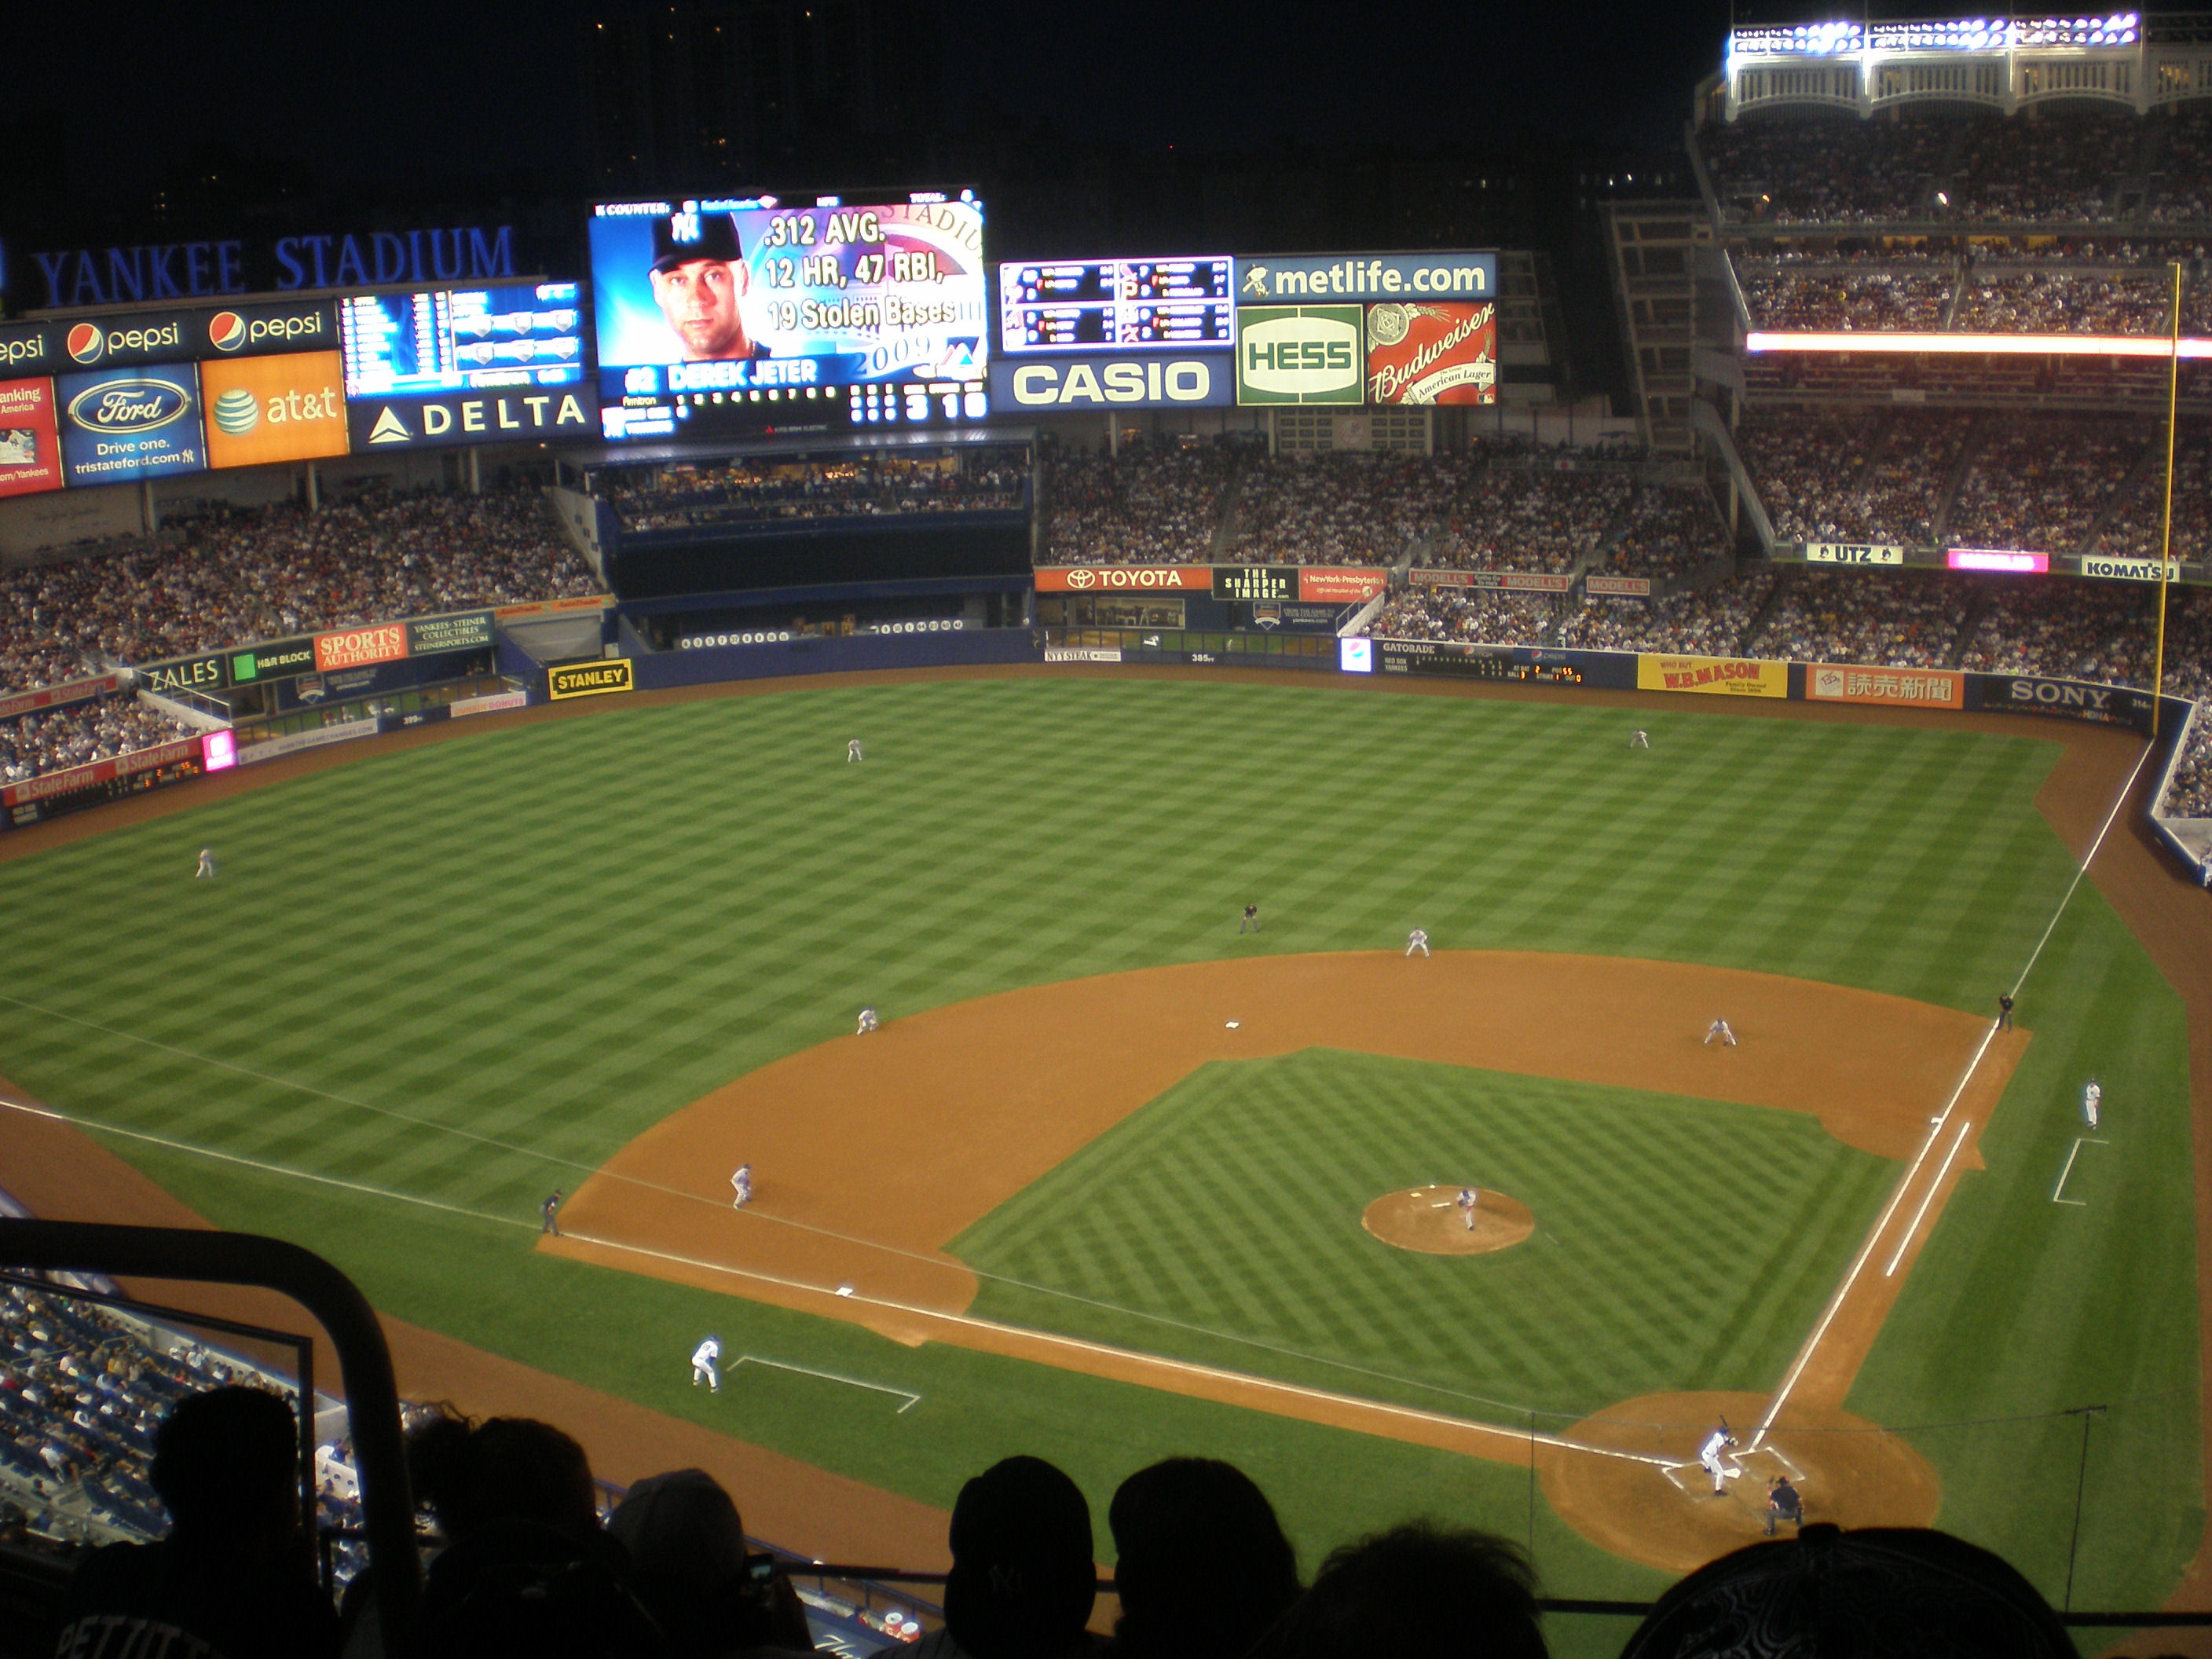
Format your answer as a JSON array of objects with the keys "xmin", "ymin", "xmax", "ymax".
[{"xmin": 1225, "ymin": 1020, "xmax": 1240, "ymax": 1029}]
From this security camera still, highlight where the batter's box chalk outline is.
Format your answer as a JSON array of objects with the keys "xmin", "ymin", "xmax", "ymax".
[
  {"xmin": 734, "ymin": 1354, "xmax": 922, "ymax": 1415},
  {"xmin": 2052, "ymin": 1136, "xmax": 2109, "ymax": 1207}
]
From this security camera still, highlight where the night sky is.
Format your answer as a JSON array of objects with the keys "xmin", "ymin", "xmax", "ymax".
[{"xmin": 13, "ymin": 0, "xmax": 1734, "ymax": 201}]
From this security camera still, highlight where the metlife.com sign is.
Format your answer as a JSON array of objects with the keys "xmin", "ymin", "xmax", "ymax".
[{"xmin": 988, "ymin": 353, "xmax": 1232, "ymax": 410}]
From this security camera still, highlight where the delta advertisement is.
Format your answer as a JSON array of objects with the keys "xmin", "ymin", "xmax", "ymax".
[
  {"xmin": 588, "ymin": 194, "xmax": 988, "ymax": 440},
  {"xmin": 1364, "ymin": 302, "xmax": 1496, "ymax": 405},
  {"xmin": 200, "ymin": 352, "xmax": 348, "ymax": 470},
  {"xmin": 1635, "ymin": 654, "xmax": 1789, "ymax": 698},
  {"xmin": 56, "ymin": 364, "xmax": 206, "ymax": 485},
  {"xmin": 344, "ymin": 386, "xmax": 599, "ymax": 452},
  {"xmin": 0, "ymin": 379, "xmax": 64, "ymax": 498}
]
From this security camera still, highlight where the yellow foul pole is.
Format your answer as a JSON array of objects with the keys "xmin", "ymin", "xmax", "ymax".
[{"xmin": 2154, "ymin": 259, "xmax": 2180, "ymax": 740}]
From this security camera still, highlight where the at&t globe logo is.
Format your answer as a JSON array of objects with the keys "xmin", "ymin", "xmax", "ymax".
[{"xmin": 212, "ymin": 387, "xmax": 260, "ymax": 435}]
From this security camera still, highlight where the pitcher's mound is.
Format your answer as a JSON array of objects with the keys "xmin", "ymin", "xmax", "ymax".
[{"xmin": 1363, "ymin": 1186, "xmax": 1533, "ymax": 1254}]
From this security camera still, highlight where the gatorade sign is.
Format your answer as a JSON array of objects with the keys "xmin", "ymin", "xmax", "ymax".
[
  {"xmin": 989, "ymin": 353, "xmax": 1231, "ymax": 408},
  {"xmin": 1235, "ymin": 306, "xmax": 1363, "ymax": 405}
]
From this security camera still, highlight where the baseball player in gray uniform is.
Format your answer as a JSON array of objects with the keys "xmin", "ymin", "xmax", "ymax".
[{"xmin": 1406, "ymin": 928, "xmax": 1430, "ymax": 958}]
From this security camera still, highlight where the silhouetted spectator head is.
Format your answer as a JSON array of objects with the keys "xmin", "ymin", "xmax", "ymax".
[
  {"xmin": 1108, "ymin": 1457, "xmax": 1299, "ymax": 1659},
  {"xmin": 1257, "ymin": 1522, "xmax": 1544, "ymax": 1659},
  {"xmin": 1618, "ymin": 1523, "xmax": 2077, "ymax": 1658},
  {"xmin": 943, "ymin": 1455, "xmax": 1097, "ymax": 1659},
  {"xmin": 606, "ymin": 1467, "xmax": 813, "ymax": 1652},
  {"xmin": 150, "ymin": 1385, "xmax": 299, "ymax": 1542},
  {"xmin": 408, "ymin": 1411, "xmax": 598, "ymax": 1542}
]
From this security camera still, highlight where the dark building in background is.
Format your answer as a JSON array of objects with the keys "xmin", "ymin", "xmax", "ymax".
[{"xmin": 580, "ymin": 0, "xmax": 941, "ymax": 192}]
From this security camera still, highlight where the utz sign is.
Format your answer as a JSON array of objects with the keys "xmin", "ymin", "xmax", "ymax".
[{"xmin": 1236, "ymin": 306, "xmax": 1363, "ymax": 405}]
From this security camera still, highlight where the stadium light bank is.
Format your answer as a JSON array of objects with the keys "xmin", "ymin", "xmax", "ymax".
[{"xmin": 1745, "ymin": 331, "xmax": 2212, "ymax": 358}]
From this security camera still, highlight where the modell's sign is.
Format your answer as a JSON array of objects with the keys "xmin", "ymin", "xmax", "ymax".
[
  {"xmin": 315, "ymin": 623, "xmax": 409, "ymax": 672},
  {"xmin": 1034, "ymin": 566, "xmax": 1212, "ymax": 592}
]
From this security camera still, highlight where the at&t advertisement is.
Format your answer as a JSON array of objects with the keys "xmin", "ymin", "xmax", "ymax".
[
  {"xmin": 0, "ymin": 379, "xmax": 64, "ymax": 498},
  {"xmin": 588, "ymin": 193, "xmax": 989, "ymax": 438},
  {"xmin": 200, "ymin": 351, "xmax": 348, "ymax": 470},
  {"xmin": 1364, "ymin": 302, "xmax": 1496, "ymax": 405},
  {"xmin": 56, "ymin": 364, "xmax": 206, "ymax": 485}
]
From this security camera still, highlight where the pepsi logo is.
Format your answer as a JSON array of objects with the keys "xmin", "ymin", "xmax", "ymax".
[
  {"xmin": 208, "ymin": 313, "xmax": 247, "ymax": 352},
  {"xmin": 66, "ymin": 379, "xmax": 192, "ymax": 434},
  {"xmin": 66, "ymin": 324, "xmax": 104, "ymax": 364}
]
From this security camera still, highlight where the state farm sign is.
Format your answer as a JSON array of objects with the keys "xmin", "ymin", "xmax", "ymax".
[
  {"xmin": 314, "ymin": 622, "xmax": 409, "ymax": 672},
  {"xmin": 1034, "ymin": 566, "xmax": 1213, "ymax": 593}
]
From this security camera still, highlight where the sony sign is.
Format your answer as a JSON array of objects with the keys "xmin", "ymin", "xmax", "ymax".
[{"xmin": 989, "ymin": 353, "xmax": 1231, "ymax": 409}]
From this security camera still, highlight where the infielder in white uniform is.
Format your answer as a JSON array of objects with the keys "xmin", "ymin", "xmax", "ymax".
[
  {"xmin": 194, "ymin": 848, "xmax": 216, "ymax": 879},
  {"xmin": 1629, "ymin": 729, "xmax": 1650, "ymax": 749},
  {"xmin": 690, "ymin": 1335, "xmax": 722, "ymax": 1391},
  {"xmin": 847, "ymin": 738, "xmax": 863, "ymax": 762},
  {"xmin": 1699, "ymin": 1423, "xmax": 1740, "ymax": 1495},
  {"xmin": 1704, "ymin": 1018, "xmax": 1738, "ymax": 1047},
  {"xmin": 731, "ymin": 1164, "xmax": 752, "ymax": 1208},
  {"xmin": 2082, "ymin": 1079, "xmax": 2101, "ymax": 1128},
  {"xmin": 1406, "ymin": 928, "xmax": 1430, "ymax": 958},
  {"xmin": 856, "ymin": 1007, "xmax": 879, "ymax": 1035}
]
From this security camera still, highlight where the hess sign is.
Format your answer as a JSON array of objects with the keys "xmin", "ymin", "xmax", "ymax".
[{"xmin": 1213, "ymin": 566, "xmax": 1298, "ymax": 602}]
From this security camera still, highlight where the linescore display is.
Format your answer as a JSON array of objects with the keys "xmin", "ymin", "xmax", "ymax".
[
  {"xmin": 339, "ymin": 282, "xmax": 584, "ymax": 398},
  {"xmin": 999, "ymin": 258, "xmax": 1233, "ymax": 353},
  {"xmin": 588, "ymin": 192, "xmax": 989, "ymax": 438}
]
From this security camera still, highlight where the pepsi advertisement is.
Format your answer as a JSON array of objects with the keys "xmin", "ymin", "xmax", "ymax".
[
  {"xmin": 588, "ymin": 192, "xmax": 990, "ymax": 440},
  {"xmin": 57, "ymin": 364, "xmax": 207, "ymax": 485},
  {"xmin": 0, "ymin": 302, "xmax": 338, "ymax": 380}
]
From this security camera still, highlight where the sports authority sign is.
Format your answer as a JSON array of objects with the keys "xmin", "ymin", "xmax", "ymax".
[
  {"xmin": 315, "ymin": 623, "xmax": 409, "ymax": 672},
  {"xmin": 1807, "ymin": 665, "xmax": 1963, "ymax": 707},
  {"xmin": 1364, "ymin": 302, "xmax": 1496, "ymax": 405},
  {"xmin": 1235, "ymin": 307, "xmax": 1363, "ymax": 405},
  {"xmin": 1034, "ymin": 566, "xmax": 1212, "ymax": 592},
  {"xmin": 1636, "ymin": 654, "xmax": 1788, "ymax": 698}
]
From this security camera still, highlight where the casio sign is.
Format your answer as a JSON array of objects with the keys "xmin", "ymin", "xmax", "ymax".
[
  {"xmin": 1009, "ymin": 360, "xmax": 1216, "ymax": 406},
  {"xmin": 66, "ymin": 379, "xmax": 192, "ymax": 434}
]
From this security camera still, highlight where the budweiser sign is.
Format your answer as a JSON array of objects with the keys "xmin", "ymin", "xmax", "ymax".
[
  {"xmin": 1034, "ymin": 566, "xmax": 1212, "ymax": 593},
  {"xmin": 1365, "ymin": 302, "xmax": 1497, "ymax": 406},
  {"xmin": 314, "ymin": 623, "xmax": 409, "ymax": 673}
]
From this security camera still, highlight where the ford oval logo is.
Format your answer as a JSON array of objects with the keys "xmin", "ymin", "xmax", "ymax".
[{"xmin": 67, "ymin": 379, "xmax": 192, "ymax": 434}]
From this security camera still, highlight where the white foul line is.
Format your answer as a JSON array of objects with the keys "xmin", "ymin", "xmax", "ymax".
[
  {"xmin": 1753, "ymin": 736, "xmax": 2155, "ymax": 1449},
  {"xmin": 1884, "ymin": 1119, "xmax": 1974, "ymax": 1278},
  {"xmin": 734, "ymin": 1354, "xmax": 921, "ymax": 1414}
]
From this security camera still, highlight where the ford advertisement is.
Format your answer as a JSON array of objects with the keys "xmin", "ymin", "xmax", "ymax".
[{"xmin": 56, "ymin": 364, "xmax": 206, "ymax": 485}]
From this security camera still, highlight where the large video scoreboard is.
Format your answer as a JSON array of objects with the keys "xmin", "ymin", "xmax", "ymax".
[
  {"xmin": 998, "ymin": 258, "xmax": 1234, "ymax": 353},
  {"xmin": 588, "ymin": 192, "xmax": 990, "ymax": 441}
]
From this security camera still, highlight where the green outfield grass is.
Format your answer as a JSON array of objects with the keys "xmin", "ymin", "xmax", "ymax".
[{"xmin": 0, "ymin": 675, "xmax": 2196, "ymax": 1627}]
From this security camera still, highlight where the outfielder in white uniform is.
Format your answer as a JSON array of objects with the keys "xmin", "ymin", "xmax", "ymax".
[
  {"xmin": 1629, "ymin": 729, "xmax": 1650, "ymax": 749},
  {"xmin": 848, "ymin": 738, "xmax": 863, "ymax": 762},
  {"xmin": 1699, "ymin": 1423, "xmax": 1740, "ymax": 1495},
  {"xmin": 194, "ymin": 848, "xmax": 216, "ymax": 879},
  {"xmin": 857, "ymin": 1007, "xmax": 879, "ymax": 1035},
  {"xmin": 731, "ymin": 1164, "xmax": 752, "ymax": 1208},
  {"xmin": 2082, "ymin": 1079, "xmax": 2101, "ymax": 1129},
  {"xmin": 1704, "ymin": 1018, "xmax": 1738, "ymax": 1047},
  {"xmin": 1406, "ymin": 928, "xmax": 1430, "ymax": 958},
  {"xmin": 690, "ymin": 1336, "xmax": 722, "ymax": 1392}
]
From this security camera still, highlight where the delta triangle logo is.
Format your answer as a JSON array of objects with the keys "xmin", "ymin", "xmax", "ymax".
[{"xmin": 367, "ymin": 407, "xmax": 412, "ymax": 445}]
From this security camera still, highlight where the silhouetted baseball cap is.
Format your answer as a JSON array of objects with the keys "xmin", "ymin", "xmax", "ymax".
[
  {"xmin": 943, "ymin": 1456, "xmax": 1096, "ymax": 1659},
  {"xmin": 653, "ymin": 211, "xmax": 744, "ymax": 273}
]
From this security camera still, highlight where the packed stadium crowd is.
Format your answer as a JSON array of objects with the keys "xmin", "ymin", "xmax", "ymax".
[
  {"xmin": 604, "ymin": 452, "xmax": 1028, "ymax": 532},
  {"xmin": 1044, "ymin": 441, "xmax": 1236, "ymax": 565},
  {"xmin": 1225, "ymin": 454, "xmax": 1459, "ymax": 566},
  {"xmin": 0, "ymin": 696, "xmax": 196, "ymax": 788},
  {"xmin": 0, "ymin": 485, "xmax": 595, "ymax": 703},
  {"xmin": 1947, "ymin": 418, "xmax": 2146, "ymax": 553},
  {"xmin": 1737, "ymin": 410, "xmax": 1970, "ymax": 548},
  {"xmin": 1426, "ymin": 468, "xmax": 1630, "ymax": 574}
]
